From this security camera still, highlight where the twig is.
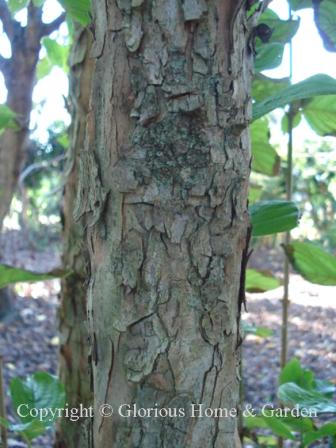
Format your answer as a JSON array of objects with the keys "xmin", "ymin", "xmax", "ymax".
[
  {"xmin": 40, "ymin": 13, "xmax": 66, "ymax": 37},
  {"xmin": 19, "ymin": 154, "xmax": 66, "ymax": 185},
  {"xmin": 0, "ymin": 0, "xmax": 18, "ymax": 40}
]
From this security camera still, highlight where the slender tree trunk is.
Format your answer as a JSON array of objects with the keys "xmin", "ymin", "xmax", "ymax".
[
  {"xmin": 56, "ymin": 27, "xmax": 94, "ymax": 447},
  {"xmin": 0, "ymin": 2, "xmax": 64, "ymax": 323},
  {"xmin": 0, "ymin": 1, "xmax": 65, "ymax": 229},
  {"xmin": 79, "ymin": 1, "xmax": 253, "ymax": 446}
]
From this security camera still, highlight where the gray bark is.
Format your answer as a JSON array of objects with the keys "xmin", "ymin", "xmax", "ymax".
[
  {"xmin": 56, "ymin": 27, "xmax": 94, "ymax": 447},
  {"xmin": 79, "ymin": 1, "xmax": 253, "ymax": 446}
]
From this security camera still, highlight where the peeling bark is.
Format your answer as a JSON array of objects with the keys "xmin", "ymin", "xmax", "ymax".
[
  {"xmin": 82, "ymin": 0, "xmax": 253, "ymax": 446},
  {"xmin": 56, "ymin": 27, "xmax": 94, "ymax": 447}
]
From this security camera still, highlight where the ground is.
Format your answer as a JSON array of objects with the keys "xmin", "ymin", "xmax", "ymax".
[{"xmin": 0, "ymin": 231, "xmax": 335, "ymax": 447}]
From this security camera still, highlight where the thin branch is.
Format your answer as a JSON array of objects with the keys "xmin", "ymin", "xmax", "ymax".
[
  {"xmin": 40, "ymin": 12, "xmax": 66, "ymax": 37},
  {"xmin": 19, "ymin": 154, "xmax": 66, "ymax": 185},
  {"xmin": 0, "ymin": 0, "xmax": 17, "ymax": 40}
]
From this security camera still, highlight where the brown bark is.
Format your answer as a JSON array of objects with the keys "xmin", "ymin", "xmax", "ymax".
[
  {"xmin": 56, "ymin": 27, "xmax": 94, "ymax": 447},
  {"xmin": 78, "ymin": 0, "xmax": 254, "ymax": 446}
]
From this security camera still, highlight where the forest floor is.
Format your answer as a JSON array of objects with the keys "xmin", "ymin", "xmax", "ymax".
[{"xmin": 0, "ymin": 229, "xmax": 336, "ymax": 447}]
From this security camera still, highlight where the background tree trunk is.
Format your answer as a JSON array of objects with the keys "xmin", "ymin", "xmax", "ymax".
[
  {"xmin": 0, "ymin": 1, "xmax": 64, "ymax": 321},
  {"xmin": 56, "ymin": 27, "xmax": 94, "ymax": 447},
  {"xmin": 78, "ymin": 1, "xmax": 253, "ymax": 446}
]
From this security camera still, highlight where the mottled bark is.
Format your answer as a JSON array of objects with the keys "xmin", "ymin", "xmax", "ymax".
[
  {"xmin": 80, "ymin": 1, "xmax": 253, "ymax": 446},
  {"xmin": 56, "ymin": 27, "xmax": 94, "ymax": 447}
]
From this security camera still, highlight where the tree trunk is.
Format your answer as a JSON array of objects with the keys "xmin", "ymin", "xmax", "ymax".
[
  {"xmin": 56, "ymin": 27, "xmax": 94, "ymax": 447},
  {"xmin": 79, "ymin": 1, "xmax": 253, "ymax": 446}
]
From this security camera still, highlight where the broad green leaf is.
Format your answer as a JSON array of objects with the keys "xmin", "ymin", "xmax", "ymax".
[
  {"xmin": 36, "ymin": 57, "xmax": 53, "ymax": 80},
  {"xmin": 250, "ymin": 200, "xmax": 300, "ymax": 236},
  {"xmin": 262, "ymin": 413, "xmax": 296, "ymax": 440},
  {"xmin": 278, "ymin": 383, "xmax": 336, "ymax": 414},
  {"xmin": 252, "ymin": 75, "xmax": 290, "ymax": 102},
  {"xmin": 281, "ymin": 111, "xmax": 302, "ymax": 133},
  {"xmin": 315, "ymin": 379, "xmax": 336, "ymax": 397},
  {"xmin": 254, "ymin": 10, "xmax": 299, "ymax": 72},
  {"xmin": 251, "ymin": 118, "xmax": 280, "ymax": 176},
  {"xmin": 303, "ymin": 95, "xmax": 336, "ymax": 136},
  {"xmin": 253, "ymin": 74, "xmax": 336, "ymax": 120},
  {"xmin": 10, "ymin": 372, "xmax": 66, "ymax": 426},
  {"xmin": 33, "ymin": 0, "xmax": 45, "ymax": 6},
  {"xmin": 6, "ymin": 420, "xmax": 46, "ymax": 442},
  {"xmin": 8, "ymin": 0, "xmax": 29, "ymax": 14},
  {"xmin": 248, "ymin": 184, "xmax": 263, "ymax": 204},
  {"xmin": 289, "ymin": 0, "xmax": 312, "ymax": 10},
  {"xmin": 279, "ymin": 358, "xmax": 315, "ymax": 390},
  {"xmin": 0, "ymin": 105, "xmax": 17, "ymax": 130},
  {"xmin": 243, "ymin": 321, "xmax": 273, "ymax": 338},
  {"xmin": 284, "ymin": 241, "xmax": 336, "ymax": 285},
  {"xmin": 259, "ymin": 9, "xmax": 300, "ymax": 44},
  {"xmin": 315, "ymin": 0, "xmax": 336, "ymax": 52},
  {"xmin": 246, "ymin": 269, "xmax": 280, "ymax": 292},
  {"xmin": 303, "ymin": 423, "xmax": 336, "ymax": 446},
  {"xmin": 0, "ymin": 264, "xmax": 66, "ymax": 288},
  {"xmin": 244, "ymin": 415, "xmax": 268, "ymax": 429},
  {"xmin": 42, "ymin": 37, "xmax": 69, "ymax": 72},
  {"xmin": 255, "ymin": 42, "xmax": 284, "ymax": 72},
  {"xmin": 281, "ymin": 416, "xmax": 314, "ymax": 433},
  {"xmin": 57, "ymin": 0, "xmax": 91, "ymax": 25}
]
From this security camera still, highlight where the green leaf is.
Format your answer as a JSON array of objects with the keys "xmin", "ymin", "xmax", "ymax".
[
  {"xmin": 284, "ymin": 241, "xmax": 336, "ymax": 285},
  {"xmin": 8, "ymin": 0, "xmax": 29, "ymax": 14},
  {"xmin": 281, "ymin": 111, "xmax": 302, "ymax": 133},
  {"xmin": 32, "ymin": 0, "xmax": 45, "ymax": 6},
  {"xmin": 303, "ymin": 95, "xmax": 336, "ymax": 136},
  {"xmin": 251, "ymin": 118, "xmax": 280, "ymax": 176},
  {"xmin": 242, "ymin": 321, "xmax": 273, "ymax": 338},
  {"xmin": 253, "ymin": 74, "xmax": 336, "ymax": 121},
  {"xmin": 278, "ymin": 382, "xmax": 336, "ymax": 414},
  {"xmin": 57, "ymin": 0, "xmax": 91, "ymax": 25},
  {"xmin": 246, "ymin": 269, "xmax": 280, "ymax": 293},
  {"xmin": 303, "ymin": 423, "xmax": 336, "ymax": 446},
  {"xmin": 262, "ymin": 413, "xmax": 296, "ymax": 440},
  {"xmin": 315, "ymin": 379, "xmax": 336, "ymax": 397},
  {"xmin": 0, "ymin": 264, "xmax": 66, "ymax": 288},
  {"xmin": 314, "ymin": 0, "xmax": 336, "ymax": 52},
  {"xmin": 250, "ymin": 200, "xmax": 300, "ymax": 237},
  {"xmin": 289, "ymin": 0, "xmax": 312, "ymax": 11},
  {"xmin": 244, "ymin": 415, "xmax": 268, "ymax": 429},
  {"xmin": 259, "ymin": 9, "xmax": 300, "ymax": 44},
  {"xmin": 255, "ymin": 42, "xmax": 284, "ymax": 72},
  {"xmin": 279, "ymin": 358, "xmax": 315, "ymax": 390},
  {"xmin": 254, "ymin": 10, "xmax": 299, "ymax": 72},
  {"xmin": 8, "ymin": 421, "xmax": 46, "ymax": 442},
  {"xmin": 248, "ymin": 184, "xmax": 263, "ymax": 204},
  {"xmin": 36, "ymin": 57, "xmax": 53, "ymax": 80},
  {"xmin": 10, "ymin": 372, "xmax": 66, "ymax": 426},
  {"xmin": 281, "ymin": 416, "xmax": 314, "ymax": 433},
  {"xmin": 42, "ymin": 37, "xmax": 69, "ymax": 73},
  {"xmin": 0, "ymin": 105, "xmax": 17, "ymax": 130},
  {"xmin": 252, "ymin": 75, "xmax": 290, "ymax": 102}
]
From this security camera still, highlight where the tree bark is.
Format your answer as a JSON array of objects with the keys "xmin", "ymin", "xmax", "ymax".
[
  {"xmin": 56, "ymin": 27, "xmax": 94, "ymax": 447},
  {"xmin": 79, "ymin": 1, "xmax": 253, "ymax": 446}
]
